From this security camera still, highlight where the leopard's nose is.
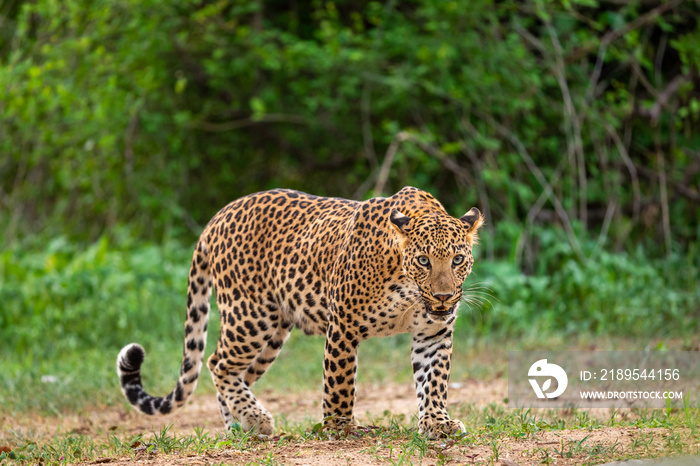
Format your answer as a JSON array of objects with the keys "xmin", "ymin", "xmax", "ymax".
[{"xmin": 432, "ymin": 292, "xmax": 454, "ymax": 302}]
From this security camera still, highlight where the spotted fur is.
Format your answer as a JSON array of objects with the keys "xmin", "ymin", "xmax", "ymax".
[{"xmin": 116, "ymin": 187, "xmax": 483, "ymax": 438}]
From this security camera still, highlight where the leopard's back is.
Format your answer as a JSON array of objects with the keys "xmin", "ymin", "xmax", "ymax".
[{"xmin": 202, "ymin": 189, "xmax": 360, "ymax": 335}]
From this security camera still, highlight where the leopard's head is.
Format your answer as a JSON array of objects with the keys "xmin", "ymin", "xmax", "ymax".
[{"xmin": 390, "ymin": 207, "xmax": 483, "ymax": 318}]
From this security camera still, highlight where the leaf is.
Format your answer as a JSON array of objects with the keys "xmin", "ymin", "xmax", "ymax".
[{"xmin": 249, "ymin": 97, "xmax": 266, "ymax": 121}]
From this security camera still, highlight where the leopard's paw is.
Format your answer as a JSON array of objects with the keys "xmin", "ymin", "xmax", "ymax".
[
  {"xmin": 239, "ymin": 411, "xmax": 274, "ymax": 436},
  {"xmin": 419, "ymin": 417, "xmax": 466, "ymax": 438},
  {"xmin": 323, "ymin": 414, "xmax": 360, "ymax": 432}
]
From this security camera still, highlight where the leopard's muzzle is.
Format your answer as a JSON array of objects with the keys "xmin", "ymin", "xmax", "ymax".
[{"xmin": 423, "ymin": 300, "xmax": 457, "ymax": 317}]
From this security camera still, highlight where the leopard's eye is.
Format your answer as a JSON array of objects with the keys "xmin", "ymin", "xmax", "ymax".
[
  {"xmin": 452, "ymin": 255, "xmax": 466, "ymax": 266},
  {"xmin": 417, "ymin": 255, "xmax": 430, "ymax": 267}
]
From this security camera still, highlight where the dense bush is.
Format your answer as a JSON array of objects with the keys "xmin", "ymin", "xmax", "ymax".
[
  {"xmin": 463, "ymin": 229, "xmax": 700, "ymax": 338},
  {"xmin": 1, "ymin": 0, "xmax": 698, "ymax": 259},
  {"xmin": 0, "ymin": 236, "xmax": 222, "ymax": 411},
  {"xmin": 0, "ymin": 235, "xmax": 193, "ymax": 357}
]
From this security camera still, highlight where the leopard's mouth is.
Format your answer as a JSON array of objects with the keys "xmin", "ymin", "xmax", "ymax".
[{"xmin": 423, "ymin": 301, "xmax": 456, "ymax": 317}]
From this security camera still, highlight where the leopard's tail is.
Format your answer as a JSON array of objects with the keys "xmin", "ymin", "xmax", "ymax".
[{"xmin": 116, "ymin": 239, "xmax": 212, "ymax": 416}]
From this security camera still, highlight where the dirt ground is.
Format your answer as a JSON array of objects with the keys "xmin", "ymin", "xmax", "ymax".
[{"xmin": 2, "ymin": 379, "xmax": 697, "ymax": 465}]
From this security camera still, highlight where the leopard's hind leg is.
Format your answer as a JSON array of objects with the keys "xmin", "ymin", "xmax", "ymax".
[{"xmin": 208, "ymin": 303, "xmax": 292, "ymax": 435}]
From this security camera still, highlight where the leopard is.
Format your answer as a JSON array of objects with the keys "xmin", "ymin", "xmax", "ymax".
[{"xmin": 117, "ymin": 186, "xmax": 483, "ymax": 438}]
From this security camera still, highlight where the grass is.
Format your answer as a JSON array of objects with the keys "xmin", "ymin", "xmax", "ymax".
[
  {"xmin": 2, "ymin": 332, "xmax": 699, "ymax": 465},
  {"xmin": 2, "ymin": 399, "xmax": 699, "ymax": 464}
]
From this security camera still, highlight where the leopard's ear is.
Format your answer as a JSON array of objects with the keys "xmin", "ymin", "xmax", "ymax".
[
  {"xmin": 390, "ymin": 209, "xmax": 413, "ymax": 234},
  {"xmin": 460, "ymin": 207, "xmax": 484, "ymax": 241}
]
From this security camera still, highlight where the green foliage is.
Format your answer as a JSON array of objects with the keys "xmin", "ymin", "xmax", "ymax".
[
  {"xmin": 0, "ymin": 234, "xmax": 222, "ymax": 413},
  {"xmin": 462, "ymin": 232, "xmax": 700, "ymax": 338},
  {"xmin": 1, "ymin": 0, "xmax": 187, "ymax": 238},
  {"xmin": 0, "ymin": 234, "xmax": 193, "ymax": 356},
  {"xmin": 1, "ymin": 0, "xmax": 698, "ymax": 256}
]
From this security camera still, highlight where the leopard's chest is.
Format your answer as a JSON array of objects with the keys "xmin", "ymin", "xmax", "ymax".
[{"xmin": 362, "ymin": 282, "xmax": 424, "ymax": 338}]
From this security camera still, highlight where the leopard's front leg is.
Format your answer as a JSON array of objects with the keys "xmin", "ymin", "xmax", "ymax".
[
  {"xmin": 411, "ymin": 329, "xmax": 466, "ymax": 438},
  {"xmin": 322, "ymin": 316, "xmax": 360, "ymax": 431}
]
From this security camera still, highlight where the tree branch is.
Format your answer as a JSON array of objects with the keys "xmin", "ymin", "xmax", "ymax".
[
  {"xmin": 477, "ymin": 113, "xmax": 585, "ymax": 261},
  {"xmin": 586, "ymin": 0, "xmax": 683, "ymax": 101},
  {"xmin": 189, "ymin": 114, "xmax": 308, "ymax": 132},
  {"xmin": 605, "ymin": 122, "xmax": 642, "ymax": 222},
  {"xmin": 656, "ymin": 152, "xmax": 672, "ymax": 258},
  {"xmin": 636, "ymin": 74, "xmax": 688, "ymax": 125},
  {"xmin": 634, "ymin": 163, "xmax": 700, "ymax": 203},
  {"xmin": 373, "ymin": 131, "xmax": 409, "ymax": 196},
  {"xmin": 545, "ymin": 21, "xmax": 588, "ymax": 228}
]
